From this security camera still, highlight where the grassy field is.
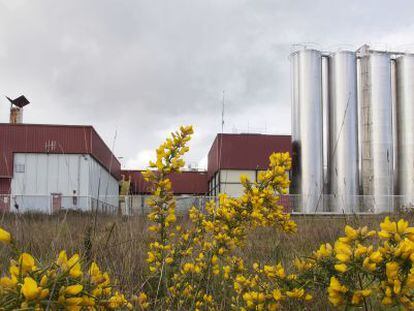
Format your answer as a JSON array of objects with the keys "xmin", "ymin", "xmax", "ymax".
[{"xmin": 1, "ymin": 211, "xmax": 408, "ymax": 307}]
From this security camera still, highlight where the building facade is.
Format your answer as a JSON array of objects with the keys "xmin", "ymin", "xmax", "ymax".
[
  {"xmin": 207, "ymin": 133, "xmax": 292, "ymax": 197},
  {"xmin": 122, "ymin": 133, "xmax": 292, "ymax": 199},
  {"xmin": 0, "ymin": 125, "xmax": 292, "ymax": 214},
  {"xmin": 0, "ymin": 124, "xmax": 120, "ymax": 213},
  {"xmin": 122, "ymin": 170, "xmax": 208, "ymax": 195},
  {"xmin": 120, "ymin": 170, "xmax": 209, "ymax": 215}
]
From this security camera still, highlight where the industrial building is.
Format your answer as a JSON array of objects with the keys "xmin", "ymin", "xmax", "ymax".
[
  {"xmin": 120, "ymin": 170, "xmax": 209, "ymax": 214},
  {"xmin": 207, "ymin": 133, "xmax": 291, "ymax": 197},
  {"xmin": 290, "ymin": 44, "xmax": 414, "ymax": 214},
  {"xmin": 0, "ymin": 123, "xmax": 120, "ymax": 213},
  {"xmin": 119, "ymin": 133, "xmax": 291, "ymax": 214},
  {"xmin": 0, "ymin": 100, "xmax": 291, "ymax": 215},
  {"xmin": 122, "ymin": 170, "xmax": 209, "ymax": 195},
  {"xmin": 121, "ymin": 133, "xmax": 291, "ymax": 198}
]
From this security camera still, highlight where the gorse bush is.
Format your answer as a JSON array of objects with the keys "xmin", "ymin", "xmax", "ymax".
[
  {"xmin": 139, "ymin": 126, "xmax": 296, "ymax": 310},
  {"xmin": 301, "ymin": 217, "xmax": 414, "ymax": 310},
  {"xmin": 1, "ymin": 126, "xmax": 414, "ymax": 310},
  {"xmin": 0, "ymin": 230, "xmax": 133, "ymax": 310}
]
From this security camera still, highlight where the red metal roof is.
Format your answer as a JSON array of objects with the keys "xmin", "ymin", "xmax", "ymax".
[
  {"xmin": 122, "ymin": 170, "xmax": 209, "ymax": 195},
  {"xmin": 207, "ymin": 133, "xmax": 292, "ymax": 178},
  {"xmin": 0, "ymin": 123, "xmax": 120, "ymax": 180}
]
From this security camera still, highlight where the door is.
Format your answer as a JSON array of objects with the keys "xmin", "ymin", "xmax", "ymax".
[
  {"xmin": 51, "ymin": 193, "xmax": 62, "ymax": 213},
  {"xmin": 0, "ymin": 195, "xmax": 10, "ymax": 212}
]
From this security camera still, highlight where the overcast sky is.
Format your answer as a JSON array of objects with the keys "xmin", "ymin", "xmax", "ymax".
[{"xmin": 1, "ymin": 0, "xmax": 413, "ymax": 169}]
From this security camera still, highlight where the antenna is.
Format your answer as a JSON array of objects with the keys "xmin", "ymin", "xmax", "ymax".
[
  {"xmin": 104, "ymin": 128, "xmax": 118, "ymax": 197},
  {"xmin": 111, "ymin": 129, "xmax": 118, "ymax": 151},
  {"xmin": 218, "ymin": 90, "xmax": 225, "ymax": 198},
  {"xmin": 221, "ymin": 90, "xmax": 225, "ymax": 133}
]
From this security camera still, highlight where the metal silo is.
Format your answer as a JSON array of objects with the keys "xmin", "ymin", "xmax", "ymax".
[
  {"xmin": 396, "ymin": 55, "xmax": 414, "ymax": 206},
  {"xmin": 291, "ymin": 49, "xmax": 324, "ymax": 213},
  {"xmin": 359, "ymin": 48, "xmax": 394, "ymax": 213},
  {"xmin": 290, "ymin": 51, "xmax": 301, "ymax": 199},
  {"xmin": 328, "ymin": 51, "xmax": 359, "ymax": 213}
]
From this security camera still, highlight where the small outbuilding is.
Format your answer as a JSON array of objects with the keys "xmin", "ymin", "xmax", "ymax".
[{"xmin": 0, "ymin": 123, "xmax": 120, "ymax": 213}]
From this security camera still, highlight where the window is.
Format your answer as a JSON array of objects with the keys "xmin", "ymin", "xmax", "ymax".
[{"xmin": 14, "ymin": 163, "xmax": 25, "ymax": 173}]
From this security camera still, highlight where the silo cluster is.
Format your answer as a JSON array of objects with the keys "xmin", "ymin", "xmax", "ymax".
[{"xmin": 290, "ymin": 45, "xmax": 414, "ymax": 213}]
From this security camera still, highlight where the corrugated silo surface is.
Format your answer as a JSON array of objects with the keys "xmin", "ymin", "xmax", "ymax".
[
  {"xmin": 360, "ymin": 51, "xmax": 394, "ymax": 213},
  {"xmin": 396, "ymin": 55, "xmax": 414, "ymax": 204},
  {"xmin": 292, "ymin": 49, "xmax": 324, "ymax": 213},
  {"xmin": 290, "ymin": 51, "xmax": 301, "ymax": 197},
  {"xmin": 356, "ymin": 57, "xmax": 363, "ymax": 195},
  {"xmin": 328, "ymin": 51, "xmax": 359, "ymax": 213},
  {"xmin": 322, "ymin": 56, "xmax": 330, "ymax": 198},
  {"xmin": 391, "ymin": 59, "xmax": 398, "ymax": 195}
]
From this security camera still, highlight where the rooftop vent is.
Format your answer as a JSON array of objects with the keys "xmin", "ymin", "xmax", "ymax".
[{"xmin": 6, "ymin": 95, "xmax": 30, "ymax": 124}]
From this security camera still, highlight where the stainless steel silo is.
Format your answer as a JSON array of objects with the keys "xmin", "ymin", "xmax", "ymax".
[
  {"xmin": 359, "ymin": 49, "xmax": 394, "ymax": 213},
  {"xmin": 290, "ymin": 51, "xmax": 301, "ymax": 200},
  {"xmin": 328, "ymin": 51, "xmax": 359, "ymax": 213},
  {"xmin": 290, "ymin": 49, "xmax": 324, "ymax": 213},
  {"xmin": 396, "ymin": 55, "xmax": 414, "ymax": 207}
]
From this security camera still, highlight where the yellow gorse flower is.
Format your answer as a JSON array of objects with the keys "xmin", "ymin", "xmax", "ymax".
[
  {"xmin": 19, "ymin": 253, "xmax": 37, "ymax": 274},
  {"xmin": 21, "ymin": 277, "xmax": 41, "ymax": 300},
  {"xmin": 328, "ymin": 277, "xmax": 348, "ymax": 306},
  {"xmin": 314, "ymin": 243, "xmax": 333, "ymax": 259},
  {"xmin": 57, "ymin": 250, "xmax": 83, "ymax": 278},
  {"xmin": 0, "ymin": 227, "xmax": 11, "ymax": 244},
  {"xmin": 351, "ymin": 289, "xmax": 371, "ymax": 305},
  {"xmin": 64, "ymin": 284, "xmax": 83, "ymax": 295}
]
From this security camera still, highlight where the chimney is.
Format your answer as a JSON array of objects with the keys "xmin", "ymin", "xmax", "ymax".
[
  {"xmin": 6, "ymin": 95, "xmax": 30, "ymax": 124},
  {"xmin": 10, "ymin": 106, "xmax": 23, "ymax": 124}
]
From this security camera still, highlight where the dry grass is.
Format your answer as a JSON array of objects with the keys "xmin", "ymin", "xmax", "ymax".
[
  {"xmin": 0, "ymin": 211, "xmax": 149, "ymax": 295},
  {"xmin": 1, "ymin": 210, "xmax": 412, "ymax": 309}
]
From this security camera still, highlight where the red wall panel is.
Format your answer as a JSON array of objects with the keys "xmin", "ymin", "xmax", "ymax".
[
  {"xmin": 0, "ymin": 178, "xmax": 10, "ymax": 194},
  {"xmin": 90, "ymin": 128, "xmax": 121, "ymax": 179},
  {"xmin": 122, "ymin": 170, "xmax": 209, "ymax": 195},
  {"xmin": 0, "ymin": 178, "xmax": 10, "ymax": 211}
]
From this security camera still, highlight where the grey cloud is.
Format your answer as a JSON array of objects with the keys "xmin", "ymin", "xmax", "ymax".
[{"xmin": 0, "ymin": 0, "xmax": 413, "ymax": 168}]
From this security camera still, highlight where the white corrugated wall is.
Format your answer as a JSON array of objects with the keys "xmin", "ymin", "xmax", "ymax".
[
  {"xmin": 88, "ymin": 155, "xmax": 119, "ymax": 208},
  {"xmin": 10, "ymin": 153, "xmax": 119, "ymax": 213}
]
